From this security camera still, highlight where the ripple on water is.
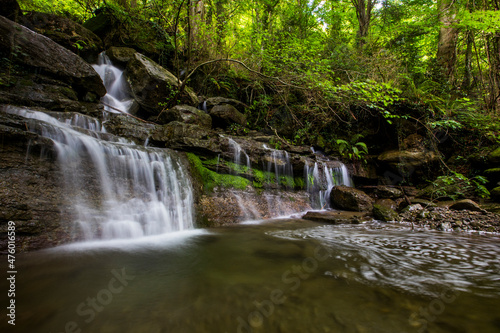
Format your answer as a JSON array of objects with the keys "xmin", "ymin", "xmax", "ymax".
[{"xmin": 267, "ymin": 222, "xmax": 500, "ymax": 297}]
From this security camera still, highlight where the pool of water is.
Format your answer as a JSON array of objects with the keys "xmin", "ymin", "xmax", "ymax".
[{"xmin": 2, "ymin": 220, "xmax": 500, "ymax": 333}]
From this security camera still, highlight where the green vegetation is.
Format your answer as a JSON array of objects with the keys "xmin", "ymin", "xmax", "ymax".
[
  {"xmin": 186, "ymin": 153, "xmax": 250, "ymax": 192},
  {"xmin": 425, "ymin": 172, "xmax": 490, "ymax": 201},
  {"xmin": 16, "ymin": 0, "xmax": 500, "ymax": 189}
]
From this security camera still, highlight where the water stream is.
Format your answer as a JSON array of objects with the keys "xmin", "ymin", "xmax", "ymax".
[{"xmin": 3, "ymin": 220, "xmax": 499, "ymax": 333}]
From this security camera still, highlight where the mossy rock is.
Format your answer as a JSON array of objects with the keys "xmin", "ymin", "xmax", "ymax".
[
  {"xmin": 488, "ymin": 147, "xmax": 500, "ymax": 164},
  {"xmin": 372, "ymin": 204, "xmax": 399, "ymax": 222},
  {"xmin": 490, "ymin": 186, "xmax": 500, "ymax": 202}
]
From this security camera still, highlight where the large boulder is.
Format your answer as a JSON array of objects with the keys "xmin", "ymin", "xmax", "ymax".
[
  {"xmin": 449, "ymin": 199, "xmax": 485, "ymax": 213},
  {"xmin": 331, "ymin": 186, "xmax": 374, "ymax": 212},
  {"xmin": 83, "ymin": 6, "xmax": 174, "ymax": 66},
  {"xmin": 156, "ymin": 104, "xmax": 212, "ymax": 128},
  {"xmin": 106, "ymin": 46, "xmax": 137, "ymax": 66},
  {"xmin": 150, "ymin": 121, "xmax": 220, "ymax": 154},
  {"xmin": 209, "ymin": 104, "xmax": 247, "ymax": 129},
  {"xmin": 0, "ymin": 16, "xmax": 106, "ymax": 98},
  {"xmin": 19, "ymin": 11, "xmax": 103, "ymax": 62},
  {"xmin": 126, "ymin": 53, "xmax": 198, "ymax": 114}
]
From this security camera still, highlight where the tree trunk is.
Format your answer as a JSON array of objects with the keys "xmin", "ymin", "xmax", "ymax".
[
  {"xmin": 351, "ymin": 0, "xmax": 376, "ymax": 47},
  {"xmin": 462, "ymin": 29, "xmax": 474, "ymax": 92},
  {"xmin": 436, "ymin": 0, "xmax": 459, "ymax": 82}
]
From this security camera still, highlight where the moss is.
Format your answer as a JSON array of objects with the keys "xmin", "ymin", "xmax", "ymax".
[{"xmin": 186, "ymin": 153, "xmax": 250, "ymax": 192}]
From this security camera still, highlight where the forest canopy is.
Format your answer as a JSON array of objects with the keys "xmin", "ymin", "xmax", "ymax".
[{"xmin": 16, "ymin": 0, "xmax": 500, "ymax": 153}]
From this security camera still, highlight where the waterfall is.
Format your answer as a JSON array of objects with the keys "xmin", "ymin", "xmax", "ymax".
[
  {"xmin": 226, "ymin": 137, "xmax": 251, "ymax": 173},
  {"xmin": 3, "ymin": 106, "xmax": 194, "ymax": 240},
  {"xmin": 264, "ymin": 145, "xmax": 294, "ymax": 189},
  {"xmin": 305, "ymin": 161, "xmax": 352, "ymax": 209},
  {"xmin": 92, "ymin": 52, "xmax": 134, "ymax": 114}
]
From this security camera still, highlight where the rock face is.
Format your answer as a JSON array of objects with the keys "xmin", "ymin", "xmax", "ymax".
[
  {"xmin": 0, "ymin": 111, "xmax": 72, "ymax": 252},
  {"xmin": 209, "ymin": 104, "xmax": 247, "ymax": 129},
  {"xmin": 0, "ymin": 16, "xmax": 106, "ymax": 99},
  {"xmin": 19, "ymin": 11, "xmax": 104, "ymax": 62},
  {"xmin": 331, "ymin": 186, "xmax": 374, "ymax": 212},
  {"xmin": 126, "ymin": 53, "xmax": 198, "ymax": 114},
  {"xmin": 204, "ymin": 97, "xmax": 248, "ymax": 114},
  {"xmin": 156, "ymin": 104, "xmax": 212, "ymax": 128}
]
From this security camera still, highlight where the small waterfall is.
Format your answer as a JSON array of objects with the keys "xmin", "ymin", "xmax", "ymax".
[
  {"xmin": 264, "ymin": 145, "xmax": 294, "ymax": 189},
  {"xmin": 226, "ymin": 137, "xmax": 251, "ymax": 173},
  {"xmin": 305, "ymin": 161, "xmax": 352, "ymax": 209},
  {"xmin": 3, "ymin": 106, "xmax": 194, "ymax": 240},
  {"xmin": 92, "ymin": 52, "xmax": 134, "ymax": 114}
]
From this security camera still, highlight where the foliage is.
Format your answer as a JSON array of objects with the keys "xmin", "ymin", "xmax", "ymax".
[
  {"xmin": 428, "ymin": 172, "xmax": 490, "ymax": 200},
  {"xmin": 336, "ymin": 134, "xmax": 369, "ymax": 162}
]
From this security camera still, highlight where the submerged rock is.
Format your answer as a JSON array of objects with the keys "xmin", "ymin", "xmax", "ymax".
[{"xmin": 331, "ymin": 186, "xmax": 374, "ymax": 212}]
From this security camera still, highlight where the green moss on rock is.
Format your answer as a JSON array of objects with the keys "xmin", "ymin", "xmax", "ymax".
[{"xmin": 187, "ymin": 153, "xmax": 250, "ymax": 192}]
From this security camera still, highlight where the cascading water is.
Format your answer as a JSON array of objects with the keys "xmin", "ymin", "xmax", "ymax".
[
  {"xmin": 305, "ymin": 161, "xmax": 352, "ymax": 209},
  {"xmin": 3, "ymin": 105, "xmax": 194, "ymax": 240},
  {"xmin": 92, "ymin": 52, "xmax": 135, "ymax": 114},
  {"xmin": 263, "ymin": 145, "xmax": 294, "ymax": 189}
]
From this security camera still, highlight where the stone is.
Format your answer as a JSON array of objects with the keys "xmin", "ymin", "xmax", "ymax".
[
  {"xmin": 372, "ymin": 204, "xmax": 399, "ymax": 222},
  {"xmin": 126, "ymin": 53, "xmax": 198, "ymax": 114},
  {"xmin": 0, "ymin": 16, "xmax": 106, "ymax": 98},
  {"xmin": 204, "ymin": 97, "xmax": 248, "ymax": 114},
  {"xmin": 487, "ymin": 147, "xmax": 500, "ymax": 165},
  {"xmin": 374, "ymin": 185, "xmax": 403, "ymax": 199},
  {"xmin": 330, "ymin": 186, "xmax": 374, "ymax": 212},
  {"xmin": 209, "ymin": 104, "xmax": 247, "ymax": 129},
  {"xmin": 378, "ymin": 149, "xmax": 439, "ymax": 169},
  {"xmin": 402, "ymin": 204, "xmax": 423, "ymax": 212},
  {"xmin": 410, "ymin": 198, "xmax": 437, "ymax": 208},
  {"xmin": 150, "ymin": 121, "xmax": 219, "ymax": 154},
  {"xmin": 374, "ymin": 199, "xmax": 398, "ymax": 211},
  {"xmin": 490, "ymin": 186, "xmax": 500, "ymax": 202},
  {"xmin": 449, "ymin": 199, "xmax": 484, "ymax": 213},
  {"xmin": 19, "ymin": 11, "xmax": 104, "ymax": 62},
  {"xmin": 156, "ymin": 104, "xmax": 212, "ymax": 128},
  {"xmin": 302, "ymin": 211, "xmax": 371, "ymax": 224},
  {"xmin": 106, "ymin": 46, "xmax": 137, "ymax": 66}
]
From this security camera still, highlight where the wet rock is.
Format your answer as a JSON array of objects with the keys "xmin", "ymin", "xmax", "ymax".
[
  {"xmin": 302, "ymin": 210, "xmax": 371, "ymax": 224},
  {"xmin": 410, "ymin": 198, "xmax": 437, "ymax": 208},
  {"xmin": 378, "ymin": 149, "xmax": 439, "ymax": 169},
  {"xmin": 374, "ymin": 186, "xmax": 403, "ymax": 199},
  {"xmin": 126, "ymin": 53, "xmax": 198, "ymax": 114},
  {"xmin": 156, "ymin": 104, "xmax": 211, "ymax": 128},
  {"xmin": 449, "ymin": 199, "xmax": 484, "ymax": 213},
  {"xmin": 103, "ymin": 113, "xmax": 155, "ymax": 144},
  {"xmin": 209, "ymin": 104, "xmax": 247, "ymax": 129},
  {"xmin": 19, "ymin": 11, "xmax": 104, "ymax": 62},
  {"xmin": 0, "ymin": 16, "xmax": 106, "ymax": 98},
  {"xmin": 151, "ymin": 121, "xmax": 219, "ymax": 154},
  {"xmin": 372, "ymin": 204, "xmax": 399, "ymax": 222},
  {"xmin": 331, "ymin": 186, "xmax": 374, "ymax": 212},
  {"xmin": 106, "ymin": 46, "xmax": 137, "ymax": 66}
]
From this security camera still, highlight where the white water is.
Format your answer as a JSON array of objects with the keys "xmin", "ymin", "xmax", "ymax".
[
  {"xmin": 264, "ymin": 145, "xmax": 294, "ymax": 189},
  {"xmin": 3, "ymin": 105, "xmax": 194, "ymax": 240},
  {"xmin": 92, "ymin": 52, "xmax": 135, "ymax": 113},
  {"xmin": 305, "ymin": 161, "xmax": 352, "ymax": 209}
]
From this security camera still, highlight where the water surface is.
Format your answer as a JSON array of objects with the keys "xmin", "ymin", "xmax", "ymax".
[{"xmin": 2, "ymin": 220, "xmax": 500, "ymax": 333}]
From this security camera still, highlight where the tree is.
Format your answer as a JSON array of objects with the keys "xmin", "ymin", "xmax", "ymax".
[
  {"xmin": 351, "ymin": 0, "xmax": 377, "ymax": 47},
  {"xmin": 436, "ymin": 0, "xmax": 459, "ymax": 82}
]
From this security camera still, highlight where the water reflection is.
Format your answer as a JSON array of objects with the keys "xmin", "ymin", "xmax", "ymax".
[{"xmin": 2, "ymin": 221, "xmax": 499, "ymax": 333}]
